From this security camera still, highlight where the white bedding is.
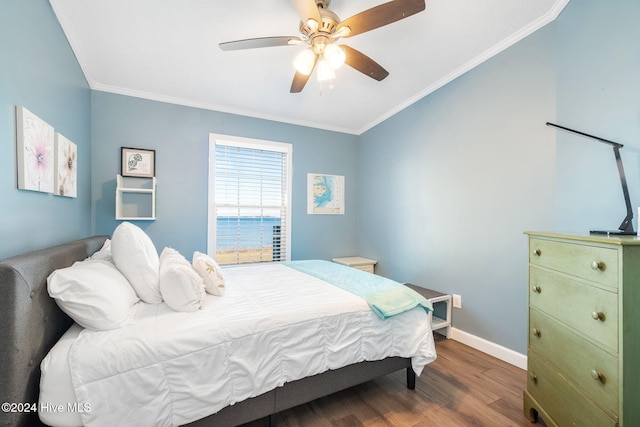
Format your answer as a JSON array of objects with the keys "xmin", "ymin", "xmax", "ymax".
[{"xmin": 40, "ymin": 263, "xmax": 436, "ymax": 427}]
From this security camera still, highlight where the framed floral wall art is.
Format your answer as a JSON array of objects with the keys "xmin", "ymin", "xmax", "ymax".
[
  {"xmin": 16, "ymin": 106, "xmax": 55, "ymax": 193},
  {"xmin": 121, "ymin": 147, "xmax": 155, "ymax": 178},
  {"xmin": 54, "ymin": 132, "xmax": 77, "ymax": 197}
]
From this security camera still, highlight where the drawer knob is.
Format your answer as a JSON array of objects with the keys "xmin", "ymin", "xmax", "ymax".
[
  {"xmin": 532, "ymin": 249, "xmax": 542, "ymax": 257},
  {"xmin": 591, "ymin": 370, "xmax": 606, "ymax": 383},
  {"xmin": 591, "ymin": 311, "xmax": 606, "ymax": 321},
  {"xmin": 591, "ymin": 261, "xmax": 606, "ymax": 271},
  {"xmin": 532, "ymin": 328, "xmax": 541, "ymax": 337},
  {"xmin": 532, "ymin": 285, "xmax": 542, "ymax": 293},
  {"xmin": 529, "ymin": 373, "xmax": 538, "ymax": 384}
]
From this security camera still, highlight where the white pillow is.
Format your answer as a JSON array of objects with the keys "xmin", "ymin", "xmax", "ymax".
[
  {"xmin": 89, "ymin": 238, "xmax": 112, "ymax": 262},
  {"xmin": 159, "ymin": 247, "xmax": 205, "ymax": 312},
  {"xmin": 192, "ymin": 251, "xmax": 226, "ymax": 296},
  {"xmin": 111, "ymin": 222, "xmax": 162, "ymax": 303},
  {"xmin": 47, "ymin": 260, "xmax": 139, "ymax": 331}
]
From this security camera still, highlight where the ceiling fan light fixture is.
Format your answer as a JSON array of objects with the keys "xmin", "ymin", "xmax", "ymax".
[
  {"xmin": 324, "ymin": 43, "xmax": 345, "ymax": 70},
  {"xmin": 294, "ymin": 48, "xmax": 315, "ymax": 75},
  {"xmin": 316, "ymin": 59, "xmax": 335, "ymax": 82},
  {"xmin": 306, "ymin": 19, "xmax": 319, "ymax": 32}
]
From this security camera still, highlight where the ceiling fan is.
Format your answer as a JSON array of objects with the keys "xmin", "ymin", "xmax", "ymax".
[{"xmin": 219, "ymin": 0, "xmax": 426, "ymax": 93}]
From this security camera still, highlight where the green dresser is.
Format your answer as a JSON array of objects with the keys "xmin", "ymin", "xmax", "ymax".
[{"xmin": 524, "ymin": 232, "xmax": 640, "ymax": 426}]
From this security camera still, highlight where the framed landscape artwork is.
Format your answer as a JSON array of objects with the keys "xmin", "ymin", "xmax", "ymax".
[{"xmin": 307, "ymin": 173, "xmax": 345, "ymax": 215}]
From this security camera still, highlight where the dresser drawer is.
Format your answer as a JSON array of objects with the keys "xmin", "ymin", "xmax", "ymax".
[
  {"xmin": 527, "ymin": 352, "xmax": 618, "ymax": 426},
  {"xmin": 529, "ymin": 266, "xmax": 618, "ymax": 353},
  {"xmin": 529, "ymin": 238, "xmax": 618, "ymax": 288},
  {"xmin": 529, "ymin": 308, "xmax": 618, "ymax": 415}
]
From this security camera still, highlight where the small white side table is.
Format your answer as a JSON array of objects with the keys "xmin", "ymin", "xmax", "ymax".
[
  {"xmin": 331, "ymin": 256, "xmax": 378, "ymax": 274},
  {"xmin": 403, "ymin": 283, "xmax": 452, "ymax": 338}
]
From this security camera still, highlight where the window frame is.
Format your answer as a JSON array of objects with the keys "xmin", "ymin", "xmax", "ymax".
[{"xmin": 207, "ymin": 133, "xmax": 293, "ymax": 263}]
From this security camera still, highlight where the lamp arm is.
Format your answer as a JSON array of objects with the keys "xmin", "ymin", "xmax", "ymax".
[
  {"xmin": 546, "ymin": 122, "xmax": 635, "ymax": 235},
  {"xmin": 613, "ymin": 146, "xmax": 634, "ymax": 233}
]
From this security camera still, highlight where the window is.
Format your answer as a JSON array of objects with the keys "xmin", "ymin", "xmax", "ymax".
[{"xmin": 208, "ymin": 134, "xmax": 292, "ymax": 265}]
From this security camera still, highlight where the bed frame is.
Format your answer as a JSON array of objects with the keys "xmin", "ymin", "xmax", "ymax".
[{"xmin": 0, "ymin": 236, "xmax": 415, "ymax": 427}]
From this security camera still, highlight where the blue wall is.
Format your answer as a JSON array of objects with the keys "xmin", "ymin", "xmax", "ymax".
[
  {"xmin": 357, "ymin": 25, "xmax": 557, "ymax": 354},
  {"xmin": 91, "ymin": 92, "xmax": 359, "ymax": 259},
  {"xmin": 0, "ymin": 0, "xmax": 91, "ymax": 259},
  {"xmin": 357, "ymin": 0, "xmax": 640, "ymax": 354},
  {"xmin": 554, "ymin": 0, "xmax": 640, "ymax": 232}
]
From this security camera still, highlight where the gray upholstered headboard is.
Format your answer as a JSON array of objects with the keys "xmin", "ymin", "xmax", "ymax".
[{"xmin": 0, "ymin": 236, "xmax": 109, "ymax": 427}]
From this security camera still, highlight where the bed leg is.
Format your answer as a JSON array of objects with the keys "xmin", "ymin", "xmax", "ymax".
[
  {"xmin": 406, "ymin": 367, "xmax": 416, "ymax": 390},
  {"xmin": 268, "ymin": 414, "xmax": 275, "ymax": 427}
]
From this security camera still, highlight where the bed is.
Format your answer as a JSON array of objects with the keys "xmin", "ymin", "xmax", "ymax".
[{"xmin": 0, "ymin": 234, "xmax": 436, "ymax": 427}]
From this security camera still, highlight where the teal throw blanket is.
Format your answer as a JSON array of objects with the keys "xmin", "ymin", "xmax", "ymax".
[{"xmin": 284, "ymin": 260, "xmax": 432, "ymax": 319}]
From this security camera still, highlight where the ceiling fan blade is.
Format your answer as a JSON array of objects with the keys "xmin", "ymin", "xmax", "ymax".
[
  {"xmin": 219, "ymin": 36, "xmax": 302, "ymax": 51},
  {"xmin": 341, "ymin": 45, "xmax": 389, "ymax": 81},
  {"xmin": 291, "ymin": 0, "xmax": 321, "ymax": 25},
  {"xmin": 336, "ymin": 0, "xmax": 425, "ymax": 38},
  {"xmin": 290, "ymin": 71, "xmax": 312, "ymax": 93},
  {"xmin": 290, "ymin": 54, "xmax": 319, "ymax": 93}
]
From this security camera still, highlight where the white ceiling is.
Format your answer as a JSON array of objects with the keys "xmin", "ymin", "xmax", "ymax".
[{"xmin": 49, "ymin": 0, "xmax": 569, "ymax": 135}]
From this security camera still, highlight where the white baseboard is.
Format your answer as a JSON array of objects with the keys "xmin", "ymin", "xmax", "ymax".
[{"xmin": 450, "ymin": 327, "xmax": 527, "ymax": 370}]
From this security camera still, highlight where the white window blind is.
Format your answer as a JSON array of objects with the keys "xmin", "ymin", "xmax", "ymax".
[{"xmin": 209, "ymin": 135, "xmax": 292, "ymax": 265}]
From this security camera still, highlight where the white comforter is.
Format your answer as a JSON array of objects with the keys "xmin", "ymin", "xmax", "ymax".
[{"xmin": 68, "ymin": 263, "xmax": 436, "ymax": 426}]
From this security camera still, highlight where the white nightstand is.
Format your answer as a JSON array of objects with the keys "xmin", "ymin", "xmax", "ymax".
[
  {"xmin": 403, "ymin": 283, "xmax": 452, "ymax": 338},
  {"xmin": 331, "ymin": 256, "xmax": 378, "ymax": 274}
]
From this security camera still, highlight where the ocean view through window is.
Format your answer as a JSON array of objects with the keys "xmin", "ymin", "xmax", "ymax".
[{"xmin": 208, "ymin": 134, "xmax": 292, "ymax": 265}]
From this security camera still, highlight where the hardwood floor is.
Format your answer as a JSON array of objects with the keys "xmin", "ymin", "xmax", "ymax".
[{"xmin": 243, "ymin": 335, "xmax": 534, "ymax": 426}]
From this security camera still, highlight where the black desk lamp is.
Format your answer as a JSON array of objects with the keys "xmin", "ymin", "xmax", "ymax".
[{"xmin": 547, "ymin": 122, "xmax": 635, "ymax": 235}]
